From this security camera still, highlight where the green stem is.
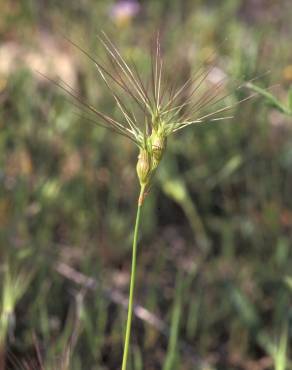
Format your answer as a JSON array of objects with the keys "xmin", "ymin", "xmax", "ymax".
[{"xmin": 121, "ymin": 185, "xmax": 145, "ymax": 370}]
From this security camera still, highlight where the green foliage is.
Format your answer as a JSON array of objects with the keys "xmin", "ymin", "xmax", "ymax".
[
  {"xmin": 0, "ymin": 0, "xmax": 292, "ymax": 369},
  {"xmin": 163, "ymin": 273, "xmax": 184, "ymax": 370},
  {"xmin": 247, "ymin": 83, "xmax": 292, "ymax": 116},
  {"xmin": 0, "ymin": 265, "xmax": 32, "ymax": 344}
]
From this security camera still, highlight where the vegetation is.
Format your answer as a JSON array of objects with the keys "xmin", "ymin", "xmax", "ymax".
[{"xmin": 0, "ymin": 0, "xmax": 291, "ymax": 369}]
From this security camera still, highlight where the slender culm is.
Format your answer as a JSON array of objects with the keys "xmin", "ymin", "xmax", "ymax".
[{"xmin": 121, "ymin": 185, "xmax": 145, "ymax": 370}]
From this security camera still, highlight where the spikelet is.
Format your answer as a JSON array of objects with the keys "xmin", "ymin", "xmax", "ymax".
[
  {"xmin": 151, "ymin": 129, "xmax": 167, "ymax": 169},
  {"xmin": 136, "ymin": 148, "xmax": 152, "ymax": 186}
]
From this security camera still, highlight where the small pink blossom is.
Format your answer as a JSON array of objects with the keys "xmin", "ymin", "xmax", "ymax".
[{"xmin": 110, "ymin": 0, "xmax": 140, "ymax": 23}]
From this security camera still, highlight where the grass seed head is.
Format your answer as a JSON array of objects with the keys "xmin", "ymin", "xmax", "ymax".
[{"xmin": 52, "ymin": 33, "xmax": 256, "ymax": 190}]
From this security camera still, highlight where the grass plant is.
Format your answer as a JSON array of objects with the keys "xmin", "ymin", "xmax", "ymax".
[
  {"xmin": 0, "ymin": 265, "xmax": 31, "ymax": 370},
  {"xmin": 47, "ymin": 33, "xmax": 257, "ymax": 369}
]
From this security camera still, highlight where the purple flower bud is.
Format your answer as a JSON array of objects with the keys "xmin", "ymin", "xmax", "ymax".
[{"xmin": 110, "ymin": 0, "xmax": 140, "ymax": 23}]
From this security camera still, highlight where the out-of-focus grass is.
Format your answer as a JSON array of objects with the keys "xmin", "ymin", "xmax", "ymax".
[{"xmin": 0, "ymin": 0, "xmax": 292, "ymax": 369}]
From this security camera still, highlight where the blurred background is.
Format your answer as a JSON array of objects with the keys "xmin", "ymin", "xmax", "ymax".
[{"xmin": 0, "ymin": 0, "xmax": 292, "ymax": 369}]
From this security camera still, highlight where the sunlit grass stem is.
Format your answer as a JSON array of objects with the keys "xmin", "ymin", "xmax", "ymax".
[{"xmin": 121, "ymin": 184, "xmax": 146, "ymax": 370}]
